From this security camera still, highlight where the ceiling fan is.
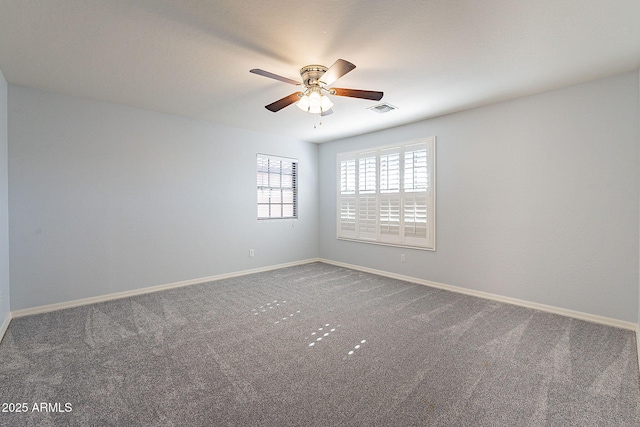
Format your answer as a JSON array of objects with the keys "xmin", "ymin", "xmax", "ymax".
[{"xmin": 250, "ymin": 59, "xmax": 383, "ymax": 116}]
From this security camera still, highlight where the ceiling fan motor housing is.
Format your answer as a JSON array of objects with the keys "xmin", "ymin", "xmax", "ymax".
[{"xmin": 300, "ymin": 65, "xmax": 328, "ymax": 87}]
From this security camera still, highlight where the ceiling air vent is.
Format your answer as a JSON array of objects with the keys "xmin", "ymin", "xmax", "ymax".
[{"xmin": 367, "ymin": 103, "xmax": 397, "ymax": 114}]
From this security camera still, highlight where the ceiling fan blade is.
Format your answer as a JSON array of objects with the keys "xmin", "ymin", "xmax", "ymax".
[
  {"xmin": 250, "ymin": 69, "xmax": 301, "ymax": 86},
  {"xmin": 320, "ymin": 59, "xmax": 356, "ymax": 86},
  {"xmin": 265, "ymin": 92, "xmax": 303, "ymax": 112},
  {"xmin": 330, "ymin": 88, "xmax": 383, "ymax": 101},
  {"xmin": 321, "ymin": 108, "xmax": 334, "ymax": 117}
]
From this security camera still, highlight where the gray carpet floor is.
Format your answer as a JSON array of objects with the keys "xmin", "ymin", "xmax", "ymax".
[{"xmin": 1, "ymin": 262, "xmax": 639, "ymax": 426}]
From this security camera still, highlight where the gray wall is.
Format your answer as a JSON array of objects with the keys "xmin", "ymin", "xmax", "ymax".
[
  {"xmin": 0, "ymin": 70, "xmax": 9, "ymax": 326},
  {"xmin": 8, "ymin": 85, "xmax": 319, "ymax": 310},
  {"xmin": 319, "ymin": 71, "xmax": 640, "ymax": 323}
]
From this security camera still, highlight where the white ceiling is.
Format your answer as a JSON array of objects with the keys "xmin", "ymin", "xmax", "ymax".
[{"xmin": 0, "ymin": 0, "xmax": 639, "ymax": 143}]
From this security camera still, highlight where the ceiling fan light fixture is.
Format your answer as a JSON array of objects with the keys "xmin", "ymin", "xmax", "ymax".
[
  {"xmin": 296, "ymin": 89, "xmax": 334, "ymax": 114},
  {"xmin": 320, "ymin": 93, "xmax": 334, "ymax": 111},
  {"xmin": 308, "ymin": 90, "xmax": 322, "ymax": 113},
  {"xmin": 296, "ymin": 94, "xmax": 310, "ymax": 112}
]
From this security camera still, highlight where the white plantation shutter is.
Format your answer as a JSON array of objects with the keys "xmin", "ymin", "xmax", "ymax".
[
  {"xmin": 358, "ymin": 155, "xmax": 376, "ymax": 193},
  {"xmin": 380, "ymin": 149, "xmax": 400, "ymax": 193},
  {"xmin": 341, "ymin": 158, "xmax": 356, "ymax": 194},
  {"xmin": 358, "ymin": 194, "xmax": 377, "ymax": 238},
  {"xmin": 336, "ymin": 137, "xmax": 436, "ymax": 250},
  {"xmin": 403, "ymin": 144, "xmax": 430, "ymax": 245},
  {"xmin": 404, "ymin": 145, "xmax": 428, "ymax": 192},
  {"xmin": 358, "ymin": 155, "xmax": 377, "ymax": 239},
  {"xmin": 257, "ymin": 154, "xmax": 298, "ymax": 219},
  {"xmin": 379, "ymin": 194, "xmax": 401, "ymax": 242},
  {"xmin": 340, "ymin": 196, "xmax": 356, "ymax": 235},
  {"xmin": 379, "ymin": 148, "xmax": 401, "ymax": 244},
  {"xmin": 339, "ymin": 158, "xmax": 357, "ymax": 238},
  {"xmin": 403, "ymin": 193, "xmax": 428, "ymax": 245}
]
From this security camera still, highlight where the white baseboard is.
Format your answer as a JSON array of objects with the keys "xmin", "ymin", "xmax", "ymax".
[
  {"xmin": 0, "ymin": 312, "xmax": 11, "ymax": 343},
  {"xmin": 11, "ymin": 258, "xmax": 320, "ymax": 318},
  {"xmin": 319, "ymin": 258, "xmax": 637, "ymax": 331}
]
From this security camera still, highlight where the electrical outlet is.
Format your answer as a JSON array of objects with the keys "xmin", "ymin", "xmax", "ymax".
[
  {"xmin": 400, "ymin": 254, "xmax": 406, "ymax": 263},
  {"xmin": 249, "ymin": 249, "xmax": 255, "ymax": 258}
]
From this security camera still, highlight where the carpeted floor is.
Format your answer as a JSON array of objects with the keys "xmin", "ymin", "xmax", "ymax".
[{"xmin": 1, "ymin": 262, "xmax": 639, "ymax": 426}]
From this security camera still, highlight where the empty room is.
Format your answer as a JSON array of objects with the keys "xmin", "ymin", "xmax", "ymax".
[{"xmin": 1, "ymin": 1, "xmax": 640, "ymax": 425}]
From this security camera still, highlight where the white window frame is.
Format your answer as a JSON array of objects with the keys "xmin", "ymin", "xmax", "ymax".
[
  {"xmin": 336, "ymin": 137, "xmax": 436, "ymax": 250},
  {"xmin": 257, "ymin": 154, "xmax": 298, "ymax": 220}
]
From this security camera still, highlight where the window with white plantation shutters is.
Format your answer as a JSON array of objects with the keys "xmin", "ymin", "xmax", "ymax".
[
  {"xmin": 257, "ymin": 154, "xmax": 298, "ymax": 220},
  {"xmin": 336, "ymin": 137, "xmax": 436, "ymax": 250}
]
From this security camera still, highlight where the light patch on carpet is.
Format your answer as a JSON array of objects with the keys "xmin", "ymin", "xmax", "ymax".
[
  {"xmin": 84, "ymin": 308, "xmax": 136, "ymax": 349},
  {"xmin": 207, "ymin": 344, "xmax": 259, "ymax": 403},
  {"xmin": 481, "ymin": 316, "xmax": 531, "ymax": 361},
  {"xmin": 589, "ymin": 337, "xmax": 635, "ymax": 398}
]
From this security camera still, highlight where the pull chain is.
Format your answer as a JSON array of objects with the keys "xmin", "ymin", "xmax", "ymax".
[{"xmin": 313, "ymin": 113, "xmax": 322, "ymax": 129}]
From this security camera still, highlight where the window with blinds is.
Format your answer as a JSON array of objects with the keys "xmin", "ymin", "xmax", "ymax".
[
  {"xmin": 257, "ymin": 154, "xmax": 298, "ymax": 220},
  {"xmin": 336, "ymin": 137, "xmax": 435, "ymax": 250}
]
